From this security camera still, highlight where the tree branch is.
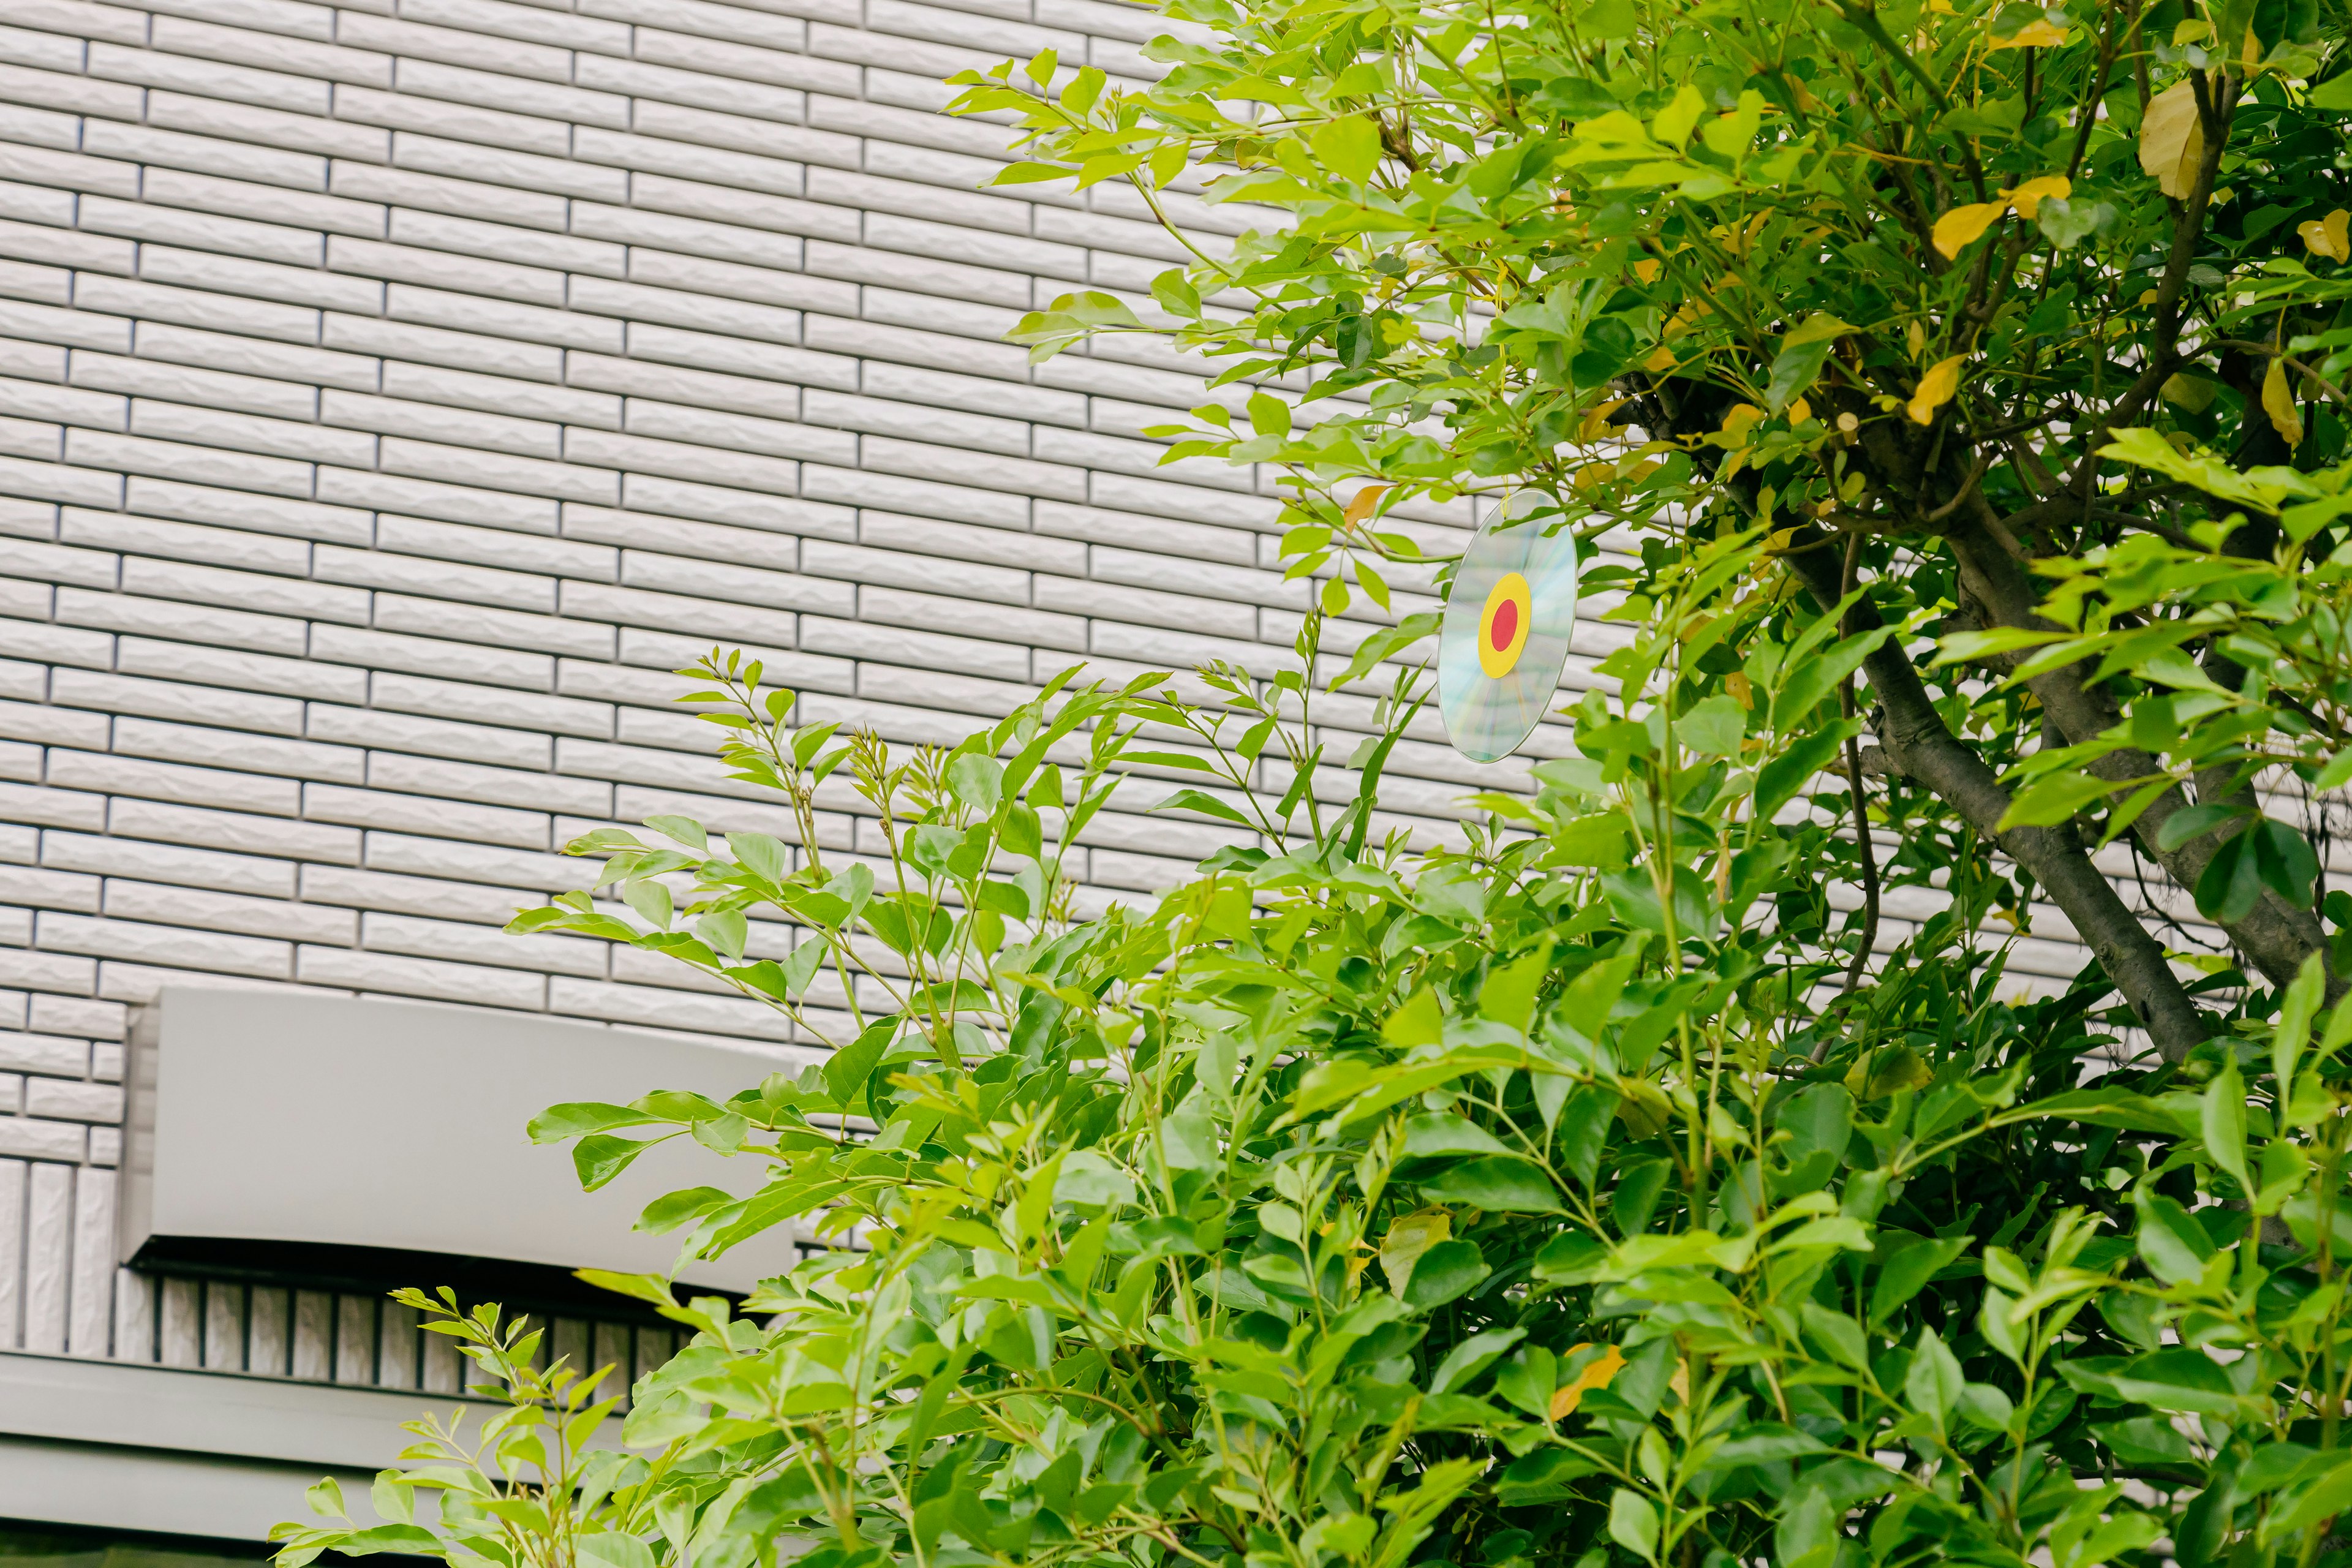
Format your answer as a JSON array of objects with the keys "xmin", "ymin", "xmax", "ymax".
[
  {"xmin": 1782, "ymin": 532, "xmax": 2216, "ymax": 1061},
  {"xmin": 1937, "ymin": 508, "xmax": 2334, "ymax": 994}
]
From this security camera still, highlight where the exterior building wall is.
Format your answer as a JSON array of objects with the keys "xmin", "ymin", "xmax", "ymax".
[
  {"xmin": 0, "ymin": 0, "xmax": 2180, "ymax": 1403},
  {"xmin": 0, "ymin": 0, "xmax": 1511, "ymax": 1377}
]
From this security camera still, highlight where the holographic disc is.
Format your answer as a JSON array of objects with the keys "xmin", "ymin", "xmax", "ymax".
[{"xmin": 1437, "ymin": 492, "xmax": 1579, "ymax": 764}]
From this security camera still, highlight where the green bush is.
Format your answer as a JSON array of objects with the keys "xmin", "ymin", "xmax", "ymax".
[
  {"xmin": 272, "ymin": 2, "xmax": 2352, "ymax": 1567},
  {"xmin": 279, "ymin": 589, "xmax": 2352, "ymax": 1568}
]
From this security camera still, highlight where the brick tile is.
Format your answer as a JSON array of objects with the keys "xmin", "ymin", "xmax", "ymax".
[
  {"xmin": 107, "ymin": 796, "xmax": 359, "ymax": 864},
  {"xmin": 70, "ymin": 350, "xmax": 320, "ymax": 423},
  {"xmin": 39, "ymin": 911, "xmax": 292, "ymax": 981},
  {"xmin": 310, "ymin": 623, "xmax": 554, "ymax": 690},
  {"xmin": 295, "ymin": 943, "xmax": 548, "ymax": 1009},
  {"xmin": 131, "ymin": 322, "xmax": 377, "ymax": 394},
  {"xmin": 86, "ymin": 39, "xmax": 330, "ymax": 116},
  {"xmin": 49, "ymin": 667, "xmax": 307, "ymax": 736},
  {"xmin": 56, "ymin": 586, "xmax": 309, "ymax": 658},
  {"xmin": 368, "ymin": 669, "xmax": 613, "ymax": 739},
  {"xmin": 321, "ymin": 388, "xmax": 561, "ymax": 461},
  {"xmin": 387, "ymin": 58, "xmax": 628, "ymax": 131},
  {"xmin": 43, "ymin": 830, "xmax": 296, "ymax": 900}
]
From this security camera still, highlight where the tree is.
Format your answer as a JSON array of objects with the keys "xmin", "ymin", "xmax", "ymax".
[
  {"xmin": 954, "ymin": 0, "xmax": 2352, "ymax": 1056},
  {"xmin": 273, "ymin": 7, "xmax": 2352, "ymax": 1568}
]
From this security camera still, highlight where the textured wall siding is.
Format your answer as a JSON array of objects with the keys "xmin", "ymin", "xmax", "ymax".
[
  {"xmin": 0, "ymin": 0, "xmax": 2153, "ymax": 1376},
  {"xmin": 0, "ymin": 0, "xmax": 1521, "ymax": 1367}
]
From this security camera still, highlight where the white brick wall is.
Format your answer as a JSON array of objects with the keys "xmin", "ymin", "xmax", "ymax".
[
  {"xmin": 0, "ymin": 0, "xmax": 1545, "ymax": 1368},
  {"xmin": 0, "ymin": 0, "xmax": 2147, "ymax": 1377}
]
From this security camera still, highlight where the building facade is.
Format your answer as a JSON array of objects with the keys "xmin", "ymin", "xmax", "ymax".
[{"xmin": 0, "ymin": 0, "xmax": 2155, "ymax": 1548}]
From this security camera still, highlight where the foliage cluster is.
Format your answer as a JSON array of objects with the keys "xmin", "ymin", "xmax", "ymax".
[{"xmin": 271, "ymin": 4, "xmax": 2352, "ymax": 1568}]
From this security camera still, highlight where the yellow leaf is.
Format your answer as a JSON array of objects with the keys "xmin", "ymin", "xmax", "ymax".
[
  {"xmin": 1716, "ymin": 404, "xmax": 1765, "ymax": 447},
  {"xmin": 2006, "ymin": 175, "xmax": 2071, "ymax": 219},
  {"xmin": 1725, "ymin": 671, "xmax": 1754, "ymax": 710},
  {"xmin": 1907, "ymin": 355, "xmax": 1966, "ymax": 426},
  {"xmin": 2138, "ymin": 80, "xmax": 2204, "ymax": 201},
  {"xmin": 2161, "ymin": 373, "xmax": 2217, "ymax": 412},
  {"xmin": 1932, "ymin": 202, "xmax": 2007, "ymax": 258},
  {"xmin": 1378, "ymin": 1210, "xmax": 1450, "ymax": 1295},
  {"xmin": 2299, "ymin": 209, "xmax": 2352, "ymax": 263},
  {"xmin": 1578, "ymin": 398, "xmax": 1630, "ymax": 440},
  {"xmin": 1644, "ymin": 344, "xmax": 1677, "ymax": 372},
  {"xmin": 1989, "ymin": 19, "xmax": 2071, "ymax": 47},
  {"xmin": 1550, "ymin": 1343, "xmax": 1626, "ymax": 1420},
  {"xmin": 1343, "ymin": 483, "xmax": 1390, "ymax": 527},
  {"xmin": 1632, "ymin": 257, "xmax": 1662, "ymax": 284},
  {"xmin": 2264, "ymin": 356, "xmax": 2305, "ymax": 448},
  {"xmin": 1788, "ymin": 396, "xmax": 1811, "ymax": 424}
]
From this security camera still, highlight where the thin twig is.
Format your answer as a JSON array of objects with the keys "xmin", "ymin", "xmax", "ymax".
[{"xmin": 1837, "ymin": 530, "xmax": 1882, "ymax": 997}]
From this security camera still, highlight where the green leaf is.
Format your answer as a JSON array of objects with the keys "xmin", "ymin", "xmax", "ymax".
[
  {"xmin": 1056, "ymin": 1149, "xmax": 1136, "ymax": 1209},
  {"xmin": 1478, "ymin": 943, "xmax": 1550, "ymax": 1032},
  {"xmin": 1152, "ymin": 787, "xmax": 1256, "ymax": 827},
  {"xmin": 2195, "ymin": 824, "xmax": 2266, "ymax": 924},
  {"xmin": 1431, "ymin": 1325, "xmax": 1526, "ymax": 1393},
  {"xmin": 1332, "ymin": 611, "xmax": 1442, "ymax": 690},
  {"xmin": 1310, "ymin": 116, "xmax": 1382, "ymax": 183},
  {"xmin": 1904, "ymin": 1327, "xmax": 1964, "ymax": 1432},
  {"xmin": 574, "ymin": 1134, "xmax": 659, "ymax": 1192},
  {"xmin": 824, "ymin": 1019, "xmax": 896, "ymax": 1110},
  {"xmin": 623, "ymin": 878, "xmax": 673, "ymax": 929},
  {"xmin": 1649, "ymin": 84, "xmax": 1705, "ymax": 146},
  {"xmin": 1754, "ymin": 720, "xmax": 1860, "ymax": 824},
  {"xmin": 2133, "ymin": 1190, "xmax": 2217, "ymax": 1284},
  {"xmin": 2156, "ymin": 801, "xmax": 2247, "ymax": 851},
  {"xmin": 1607, "ymin": 1490, "xmax": 1660, "ymax": 1562},
  {"xmin": 1773, "ymin": 624, "xmax": 1899, "ymax": 731},
  {"xmin": 1404, "ymin": 1237, "xmax": 1492, "ymax": 1308},
  {"xmin": 2059, "ymin": 1349, "xmax": 2262, "ymax": 1415},
  {"xmin": 1418, "ymin": 1155, "xmax": 1564, "ymax": 1213},
  {"xmin": 2202, "ymin": 1058, "xmax": 2250, "ymax": 1191},
  {"xmin": 1869, "ymin": 1232, "xmax": 1969, "ymax": 1325},
  {"xmin": 948, "ymin": 753, "xmax": 1003, "ymax": 814},
  {"xmin": 643, "ymin": 815, "xmax": 707, "ymax": 853},
  {"xmin": 575, "ymin": 1270, "xmax": 677, "ymax": 1309},
  {"xmin": 1677, "ymin": 693, "xmax": 1746, "ymax": 756},
  {"xmin": 1764, "ymin": 315, "xmax": 1852, "ymax": 412},
  {"xmin": 2277, "ymin": 952, "xmax": 2328, "ymax": 1091},
  {"xmin": 1998, "ymin": 767, "xmax": 2117, "ymax": 830},
  {"xmin": 2264, "ymin": 1458, "xmax": 2352, "ymax": 1542},
  {"xmin": 637, "ymin": 1186, "xmax": 733, "ymax": 1236},
  {"xmin": 577, "ymin": 1532, "xmax": 658, "ymax": 1568},
  {"xmin": 1000, "ymin": 802, "xmax": 1043, "ymax": 858},
  {"xmin": 1404, "ymin": 1114, "xmax": 1511, "ymax": 1158},
  {"xmin": 1247, "ymin": 390, "xmax": 1291, "ymax": 437},
  {"xmin": 530, "ymin": 1102, "xmax": 660, "ymax": 1142},
  {"xmin": 1384, "ymin": 985, "xmax": 1445, "ymax": 1047},
  {"xmin": 1548, "ymin": 813, "xmax": 1632, "ymax": 868}
]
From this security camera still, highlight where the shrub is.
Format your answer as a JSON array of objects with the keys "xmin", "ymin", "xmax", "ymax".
[{"xmin": 274, "ymin": 2, "xmax": 2352, "ymax": 1567}]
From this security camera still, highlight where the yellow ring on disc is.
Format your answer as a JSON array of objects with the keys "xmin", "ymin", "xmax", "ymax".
[{"xmin": 1477, "ymin": 571, "xmax": 1534, "ymax": 678}]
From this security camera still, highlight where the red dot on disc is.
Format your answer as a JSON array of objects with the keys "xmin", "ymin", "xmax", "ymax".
[{"xmin": 1489, "ymin": 598, "xmax": 1518, "ymax": 652}]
